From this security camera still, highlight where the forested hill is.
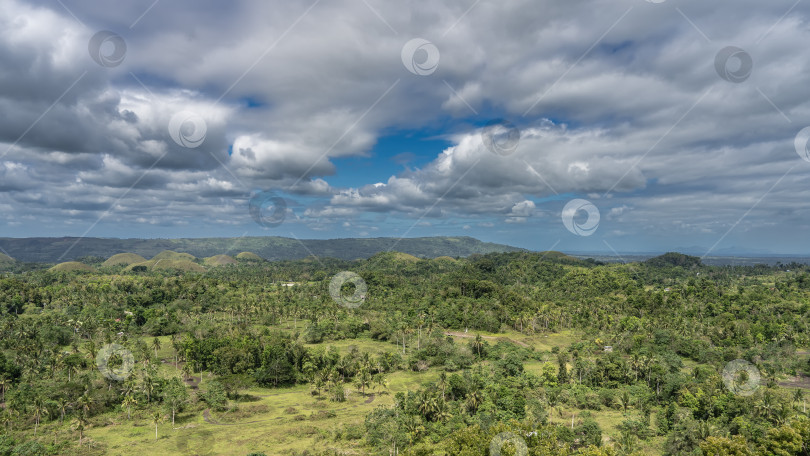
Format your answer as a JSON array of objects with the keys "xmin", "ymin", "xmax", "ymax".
[{"xmin": 0, "ymin": 235, "xmax": 523, "ymax": 263}]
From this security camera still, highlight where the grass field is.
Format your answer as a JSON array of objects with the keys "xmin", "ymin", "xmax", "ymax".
[
  {"xmin": 75, "ymin": 334, "xmax": 442, "ymax": 455},
  {"xmin": 83, "ymin": 367, "xmax": 441, "ymax": 455},
  {"xmin": 33, "ymin": 330, "xmax": 708, "ymax": 455}
]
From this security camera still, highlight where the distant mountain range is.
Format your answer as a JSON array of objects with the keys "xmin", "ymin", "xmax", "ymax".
[{"xmin": 0, "ymin": 236, "xmax": 524, "ymax": 263}]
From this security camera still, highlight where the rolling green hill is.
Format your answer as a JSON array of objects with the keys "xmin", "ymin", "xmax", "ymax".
[
  {"xmin": 0, "ymin": 236, "xmax": 523, "ymax": 263},
  {"xmin": 49, "ymin": 261, "xmax": 96, "ymax": 272},
  {"xmin": 101, "ymin": 252, "xmax": 147, "ymax": 267},
  {"xmin": 235, "ymin": 251, "xmax": 263, "ymax": 261},
  {"xmin": 203, "ymin": 254, "xmax": 237, "ymax": 266}
]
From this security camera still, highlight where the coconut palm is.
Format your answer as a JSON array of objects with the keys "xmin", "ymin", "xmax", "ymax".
[
  {"xmin": 151, "ymin": 337, "xmax": 161, "ymax": 359},
  {"xmin": 76, "ymin": 392, "xmax": 93, "ymax": 417},
  {"xmin": 151, "ymin": 411, "xmax": 165, "ymax": 440},
  {"xmin": 0, "ymin": 376, "xmax": 9, "ymax": 403},
  {"xmin": 32, "ymin": 396, "xmax": 49, "ymax": 435},
  {"xmin": 619, "ymin": 390, "xmax": 631, "ymax": 415},
  {"xmin": 471, "ymin": 334, "xmax": 484, "ymax": 358},
  {"xmin": 181, "ymin": 363, "xmax": 192, "ymax": 381},
  {"xmin": 372, "ymin": 373, "xmax": 388, "ymax": 394},
  {"xmin": 56, "ymin": 397, "xmax": 71, "ymax": 423},
  {"xmin": 122, "ymin": 394, "xmax": 137, "ymax": 420},
  {"xmin": 1, "ymin": 409, "xmax": 15, "ymax": 431},
  {"xmin": 466, "ymin": 390, "xmax": 482, "ymax": 414},
  {"xmin": 355, "ymin": 365, "xmax": 372, "ymax": 396},
  {"xmin": 84, "ymin": 340, "xmax": 97, "ymax": 361},
  {"xmin": 72, "ymin": 411, "xmax": 89, "ymax": 446}
]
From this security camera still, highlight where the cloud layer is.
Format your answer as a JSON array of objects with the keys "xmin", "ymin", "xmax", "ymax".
[{"xmin": 2, "ymin": 0, "xmax": 810, "ymax": 254}]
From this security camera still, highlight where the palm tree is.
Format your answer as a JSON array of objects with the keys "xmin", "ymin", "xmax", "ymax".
[
  {"xmin": 311, "ymin": 375, "xmax": 325, "ymax": 396},
  {"xmin": 84, "ymin": 340, "xmax": 97, "ymax": 361},
  {"xmin": 466, "ymin": 390, "xmax": 482, "ymax": 414},
  {"xmin": 142, "ymin": 374, "xmax": 155, "ymax": 403},
  {"xmin": 0, "ymin": 376, "xmax": 9, "ymax": 403},
  {"xmin": 417, "ymin": 392, "xmax": 437, "ymax": 421},
  {"xmin": 181, "ymin": 363, "xmax": 192, "ymax": 381},
  {"xmin": 437, "ymin": 372, "xmax": 448, "ymax": 401},
  {"xmin": 170, "ymin": 334, "xmax": 179, "ymax": 368},
  {"xmin": 56, "ymin": 397, "xmax": 71, "ymax": 423},
  {"xmin": 1, "ymin": 409, "xmax": 15, "ymax": 431},
  {"xmin": 546, "ymin": 392, "xmax": 559, "ymax": 424},
  {"xmin": 755, "ymin": 391, "xmax": 775, "ymax": 422},
  {"xmin": 435, "ymin": 399, "xmax": 452, "ymax": 422},
  {"xmin": 122, "ymin": 394, "xmax": 137, "ymax": 420},
  {"xmin": 72, "ymin": 413, "xmax": 88, "ymax": 446},
  {"xmin": 151, "ymin": 411, "xmax": 165, "ymax": 440},
  {"xmin": 66, "ymin": 361, "xmax": 78, "ymax": 382},
  {"xmin": 794, "ymin": 388, "xmax": 805, "ymax": 413},
  {"xmin": 32, "ymin": 396, "xmax": 49, "ymax": 435},
  {"xmin": 76, "ymin": 392, "xmax": 93, "ymax": 417},
  {"xmin": 151, "ymin": 337, "xmax": 161, "ymax": 359},
  {"xmin": 471, "ymin": 334, "xmax": 484, "ymax": 358},
  {"xmin": 355, "ymin": 366, "xmax": 372, "ymax": 396},
  {"xmin": 619, "ymin": 390, "xmax": 631, "ymax": 415},
  {"xmin": 372, "ymin": 373, "xmax": 388, "ymax": 394},
  {"xmin": 615, "ymin": 429, "xmax": 637, "ymax": 455}
]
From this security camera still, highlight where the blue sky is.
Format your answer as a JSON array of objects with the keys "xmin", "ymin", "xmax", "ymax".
[{"xmin": 2, "ymin": 0, "xmax": 810, "ymax": 255}]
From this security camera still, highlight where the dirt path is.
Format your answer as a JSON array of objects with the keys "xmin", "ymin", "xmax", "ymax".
[
  {"xmin": 444, "ymin": 331, "xmax": 529, "ymax": 348},
  {"xmin": 778, "ymin": 375, "xmax": 810, "ymax": 390},
  {"xmin": 364, "ymin": 394, "xmax": 376, "ymax": 404}
]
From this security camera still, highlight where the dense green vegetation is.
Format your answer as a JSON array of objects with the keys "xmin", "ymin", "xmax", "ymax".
[{"xmin": 1, "ymin": 249, "xmax": 810, "ymax": 455}]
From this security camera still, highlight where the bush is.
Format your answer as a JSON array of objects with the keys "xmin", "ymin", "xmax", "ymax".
[{"xmin": 200, "ymin": 380, "xmax": 228, "ymax": 411}]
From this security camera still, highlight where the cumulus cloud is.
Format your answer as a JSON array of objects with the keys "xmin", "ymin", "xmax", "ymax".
[{"xmin": 1, "ymin": 0, "xmax": 810, "ymax": 253}]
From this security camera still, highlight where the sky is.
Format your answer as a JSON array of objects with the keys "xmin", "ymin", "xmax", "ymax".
[{"xmin": 2, "ymin": 0, "xmax": 810, "ymax": 255}]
